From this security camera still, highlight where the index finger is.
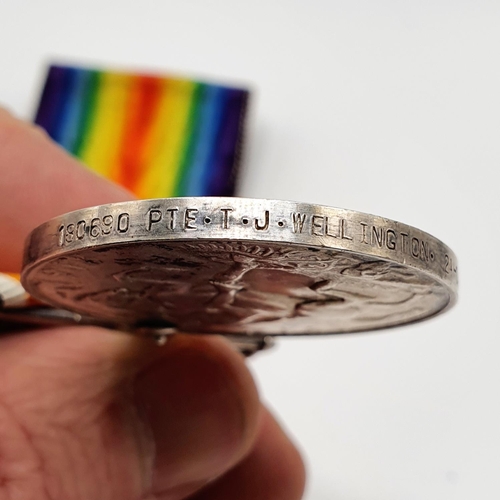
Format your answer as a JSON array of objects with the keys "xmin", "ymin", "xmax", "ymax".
[{"xmin": 0, "ymin": 108, "xmax": 134, "ymax": 272}]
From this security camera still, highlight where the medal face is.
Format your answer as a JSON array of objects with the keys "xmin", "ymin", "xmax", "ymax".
[{"xmin": 21, "ymin": 198, "xmax": 458, "ymax": 336}]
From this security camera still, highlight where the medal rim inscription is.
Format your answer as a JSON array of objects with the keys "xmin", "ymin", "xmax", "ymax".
[{"xmin": 21, "ymin": 198, "xmax": 458, "ymax": 336}]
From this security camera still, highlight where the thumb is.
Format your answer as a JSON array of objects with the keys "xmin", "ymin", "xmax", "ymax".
[{"xmin": 0, "ymin": 326, "xmax": 260, "ymax": 499}]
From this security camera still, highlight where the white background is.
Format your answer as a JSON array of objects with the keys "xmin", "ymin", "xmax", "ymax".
[{"xmin": 1, "ymin": 1, "xmax": 499, "ymax": 498}]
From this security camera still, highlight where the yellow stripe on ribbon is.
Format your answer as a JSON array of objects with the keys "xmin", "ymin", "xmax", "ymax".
[
  {"xmin": 137, "ymin": 78, "xmax": 195, "ymax": 198},
  {"xmin": 80, "ymin": 72, "xmax": 133, "ymax": 180}
]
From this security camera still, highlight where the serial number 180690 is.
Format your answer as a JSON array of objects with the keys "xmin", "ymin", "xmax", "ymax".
[{"xmin": 57, "ymin": 213, "xmax": 130, "ymax": 246}]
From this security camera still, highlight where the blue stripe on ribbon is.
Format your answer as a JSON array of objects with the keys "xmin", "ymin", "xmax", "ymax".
[{"xmin": 183, "ymin": 84, "xmax": 227, "ymax": 196}]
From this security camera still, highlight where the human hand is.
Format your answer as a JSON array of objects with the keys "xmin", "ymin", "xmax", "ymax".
[{"xmin": 0, "ymin": 108, "xmax": 306, "ymax": 499}]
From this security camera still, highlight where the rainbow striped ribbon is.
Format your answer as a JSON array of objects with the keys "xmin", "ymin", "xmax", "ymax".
[{"xmin": 35, "ymin": 65, "xmax": 249, "ymax": 197}]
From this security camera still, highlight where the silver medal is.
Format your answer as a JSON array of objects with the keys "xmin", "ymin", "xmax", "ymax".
[{"xmin": 20, "ymin": 198, "xmax": 458, "ymax": 340}]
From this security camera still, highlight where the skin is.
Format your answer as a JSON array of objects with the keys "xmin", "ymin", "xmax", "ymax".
[{"xmin": 0, "ymin": 108, "xmax": 306, "ymax": 500}]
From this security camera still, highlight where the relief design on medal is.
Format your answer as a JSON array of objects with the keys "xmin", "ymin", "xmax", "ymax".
[{"xmin": 26, "ymin": 240, "xmax": 450, "ymax": 335}]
